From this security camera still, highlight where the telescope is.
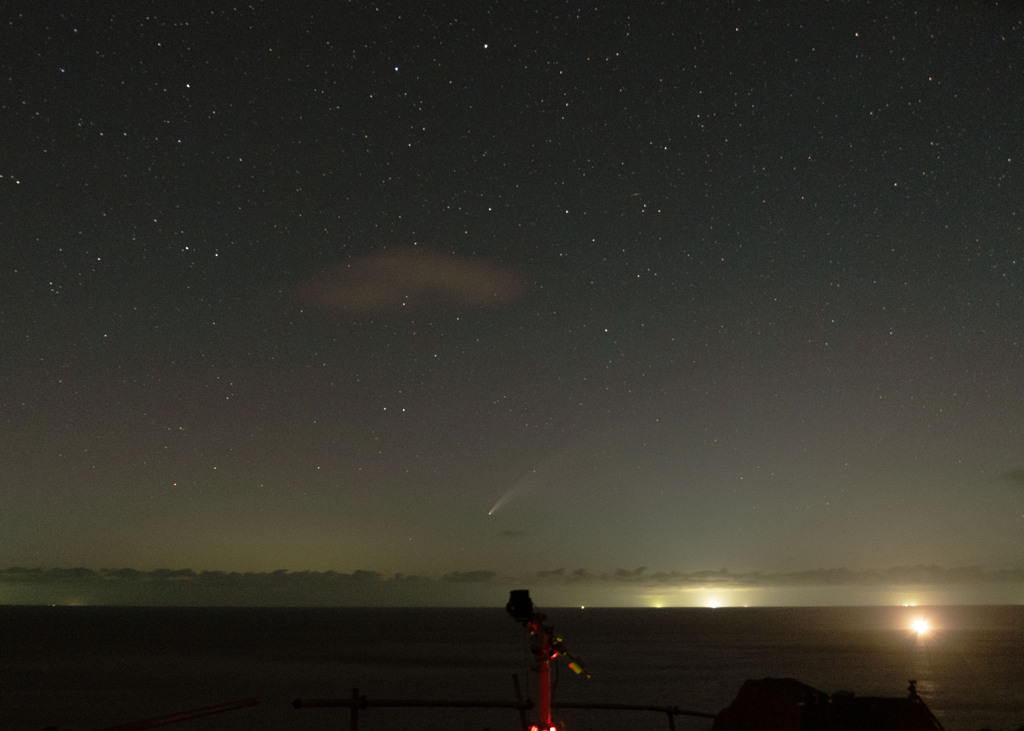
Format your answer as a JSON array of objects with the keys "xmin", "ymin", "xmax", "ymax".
[{"xmin": 507, "ymin": 590, "xmax": 588, "ymax": 731}]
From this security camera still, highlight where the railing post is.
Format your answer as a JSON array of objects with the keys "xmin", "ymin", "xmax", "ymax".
[
  {"xmin": 513, "ymin": 674, "xmax": 529, "ymax": 731},
  {"xmin": 350, "ymin": 687, "xmax": 359, "ymax": 731}
]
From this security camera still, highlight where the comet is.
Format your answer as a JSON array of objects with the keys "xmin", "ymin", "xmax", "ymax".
[
  {"xmin": 487, "ymin": 486, "xmax": 519, "ymax": 516},
  {"xmin": 487, "ymin": 478, "xmax": 532, "ymax": 516},
  {"xmin": 487, "ymin": 439, "xmax": 580, "ymax": 516}
]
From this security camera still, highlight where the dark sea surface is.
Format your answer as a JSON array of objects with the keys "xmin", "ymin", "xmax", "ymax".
[{"xmin": 2, "ymin": 605, "xmax": 1022, "ymax": 731}]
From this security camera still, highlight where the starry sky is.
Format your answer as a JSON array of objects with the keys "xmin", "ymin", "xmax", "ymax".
[{"xmin": 3, "ymin": 2, "xmax": 1023, "ymax": 599}]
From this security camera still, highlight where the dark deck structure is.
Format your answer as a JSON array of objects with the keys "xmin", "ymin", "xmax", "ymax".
[{"xmin": 712, "ymin": 677, "xmax": 944, "ymax": 731}]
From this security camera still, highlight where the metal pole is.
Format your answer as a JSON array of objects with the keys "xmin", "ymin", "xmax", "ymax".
[
  {"xmin": 537, "ymin": 624, "xmax": 552, "ymax": 730},
  {"xmin": 513, "ymin": 674, "xmax": 530, "ymax": 731}
]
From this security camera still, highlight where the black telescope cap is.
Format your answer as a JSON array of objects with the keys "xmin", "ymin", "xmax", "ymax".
[{"xmin": 506, "ymin": 589, "xmax": 534, "ymax": 622}]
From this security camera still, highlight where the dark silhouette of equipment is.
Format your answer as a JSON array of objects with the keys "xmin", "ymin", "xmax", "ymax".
[{"xmin": 506, "ymin": 589, "xmax": 588, "ymax": 731}]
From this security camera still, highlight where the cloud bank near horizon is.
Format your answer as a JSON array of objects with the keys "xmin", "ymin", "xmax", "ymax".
[{"xmin": 3, "ymin": 565, "xmax": 1023, "ymax": 607}]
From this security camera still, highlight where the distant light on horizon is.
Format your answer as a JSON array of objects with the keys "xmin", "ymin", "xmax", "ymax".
[{"xmin": 638, "ymin": 586, "xmax": 763, "ymax": 608}]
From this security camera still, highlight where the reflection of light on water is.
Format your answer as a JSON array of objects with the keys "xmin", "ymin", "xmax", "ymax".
[{"xmin": 901, "ymin": 610, "xmax": 946, "ymax": 652}]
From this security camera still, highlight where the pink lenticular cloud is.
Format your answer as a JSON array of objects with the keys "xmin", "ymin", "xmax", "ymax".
[{"xmin": 298, "ymin": 248, "xmax": 527, "ymax": 315}]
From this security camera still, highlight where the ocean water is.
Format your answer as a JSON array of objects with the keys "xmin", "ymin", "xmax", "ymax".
[{"xmin": 2, "ymin": 605, "xmax": 1022, "ymax": 731}]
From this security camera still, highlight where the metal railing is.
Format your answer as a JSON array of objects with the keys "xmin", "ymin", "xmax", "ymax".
[
  {"xmin": 58, "ymin": 682, "xmax": 715, "ymax": 731},
  {"xmin": 78, "ymin": 698, "xmax": 260, "ymax": 731},
  {"xmin": 294, "ymin": 682, "xmax": 716, "ymax": 731}
]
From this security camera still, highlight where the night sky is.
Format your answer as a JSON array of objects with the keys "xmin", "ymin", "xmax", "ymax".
[{"xmin": 3, "ymin": 2, "xmax": 1023, "ymax": 602}]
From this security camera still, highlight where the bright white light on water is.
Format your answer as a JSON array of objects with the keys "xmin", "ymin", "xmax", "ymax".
[{"xmin": 911, "ymin": 618, "xmax": 930, "ymax": 635}]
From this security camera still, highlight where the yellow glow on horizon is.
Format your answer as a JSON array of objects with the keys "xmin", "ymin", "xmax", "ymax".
[{"xmin": 638, "ymin": 586, "xmax": 763, "ymax": 608}]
